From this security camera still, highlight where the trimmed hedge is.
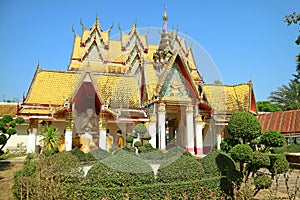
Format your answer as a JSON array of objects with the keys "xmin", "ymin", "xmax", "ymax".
[
  {"xmin": 85, "ymin": 150, "xmax": 155, "ymax": 187},
  {"xmin": 267, "ymin": 154, "xmax": 289, "ymax": 176},
  {"xmin": 69, "ymin": 148, "xmax": 92, "ymax": 162},
  {"xmin": 90, "ymin": 148, "xmax": 111, "ymax": 160},
  {"xmin": 13, "ymin": 152, "xmax": 84, "ymax": 199},
  {"xmin": 272, "ymin": 143, "xmax": 300, "ymax": 154},
  {"xmin": 71, "ymin": 177, "xmax": 222, "ymax": 200},
  {"xmin": 165, "ymin": 146, "xmax": 192, "ymax": 158},
  {"xmin": 200, "ymin": 150, "xmax": 242, "ymax": 196},
  {"xmin": 157, "ymin": 155, "xmax": 204, "ymax": 183}
]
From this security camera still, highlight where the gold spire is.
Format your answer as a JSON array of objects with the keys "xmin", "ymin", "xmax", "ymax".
[{"xmin": 163, "ymin": 5, "xmax": 168, "ymax": 21}]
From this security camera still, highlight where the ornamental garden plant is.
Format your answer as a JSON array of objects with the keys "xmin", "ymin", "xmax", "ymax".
[{"xmin": 220, "ymin": 111, "xmax": 289, "ymax": 198}]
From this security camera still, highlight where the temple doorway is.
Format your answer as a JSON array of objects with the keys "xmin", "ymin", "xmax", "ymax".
[{"xmin": 165, "ymin": 104, "xmax": 184, "ymax": 149}]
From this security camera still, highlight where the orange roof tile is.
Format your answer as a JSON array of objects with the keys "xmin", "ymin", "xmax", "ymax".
[{"xmin": 258, "ymin": 109, "xmax": 300, "ymax": 134}]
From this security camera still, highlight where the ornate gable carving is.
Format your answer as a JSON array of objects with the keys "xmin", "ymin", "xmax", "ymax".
[{"xmin": 160, "ymin": 64, "xmax": 190, "ymax": 99}]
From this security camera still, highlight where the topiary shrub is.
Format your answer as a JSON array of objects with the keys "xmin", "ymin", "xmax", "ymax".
[
  {"xmin": 13, "ymin": 152, "xmax": 84, "ymax": 199},
  {"xmin": 165, "ymin": 146, "xmax": 192, "ymax": 159},
  {"xmin": 69, "ymin": 148, "xmax": 88, "ymax": 162},
  {"xmin": 13, "ymin": 154, "xmax": 39, "ymax": 199},
  {"xmin": 86, "ymin": 150, "xmax": 154, "ymax": 187},
  {"xmin": 220, "ymin": 138, "xmax": 240, "ymax": 153},
  {"xmin": 90, "ymin": 148, "xmax": 111, "ymax": 160},
  {"xmin": 260, "ymin": 130, "xmax": 285, "ymax": 150},
  {"xmin": 134, "ymin": 123, "xmax": 147, "ymax": 138},
  {"xmin": 140, "ymin": 149, "xmax": 165, "ymax": 162},
  {"xmin": 200, "ymin": 150, "xmax": 242, "ymax": 197},
  {"xmin": 267, "ymin": 154, "xmax": 289, "ymax": 177},
  {"xmin": 230, "ymin": 144, "xmax": 253, "ymax": 163},
  {"xmin": 157, "ymin": 155, "xmax": 204, "ymax": 183},
  {"xmin": 125, "ymin": 135, "xmax": 134, "ymax": 143},
  {"xmin": 254, "ymin": 174, "xmax": 273, "ymax": 192},
  {"xmin": 134, "ymin": 141, "xmax": 142, "ymax": 148},
  {"xmin": 247, "ymin": 151, "xmax": 270, "ymax": 173},
  {"xmin": 142, "ymin": 133, "xmax": 151, "ymax": 140}
]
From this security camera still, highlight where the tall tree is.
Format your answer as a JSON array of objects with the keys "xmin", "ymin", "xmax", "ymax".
[
  {"xmin": 269, "ymin": 80, "xmax": 300, "ymax": 110},
  {"xmin": 256, "ymin": 101, "xmax": 282, "ymax": 112},
  {"xmin": 268, "ymin": 12, "xmax": 300, "ymax": 111}
]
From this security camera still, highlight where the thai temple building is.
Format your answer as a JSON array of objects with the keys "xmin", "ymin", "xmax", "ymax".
[{"xmin": 17, "ymin": 10, "xmax": 257, "ymax": 155}]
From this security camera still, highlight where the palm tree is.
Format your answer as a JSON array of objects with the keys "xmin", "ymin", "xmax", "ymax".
[
  {"xmin": 293, "ymin": 54, "xmax": 300, "ymax": 82},
  {"xmin": 39, "ymin": 125, "xmax": 60, "ymax": 151},
  {"xmin": 269, "ymin": 80, "xmax": 300, "ymax": 110}
]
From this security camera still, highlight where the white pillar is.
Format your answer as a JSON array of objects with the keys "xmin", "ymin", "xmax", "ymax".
[
  {"xmin": 99, "ymin": 128, "xmax": 106, "ymax": 150},
  {"xmin": 65, "ymin": 129, "xmax": 73, "ymax": 151},
  {"xmin": 149, "ymin": 113, "xmax": 157, "ymax": 148},
  {"xmin": 65, "ymin": 112, "xmax": 73, "ymax": 151},
  {"xmin": 26, "ymin": 119, "xmax": 38, "ymax": 154},
  {"xmin": 216, "ymin": 126, "xmax": 222, "ymax": 150},
  {"xmin": 158, "ymin": 103, "xmax": 166, "ymax": 150},
  {"xmin": 186, "ymin": 104, "xmax": 194, "ymax": 154},
  {"xmin": 195, "ymin": 115, "xmax": 205, "ymax": 155},
  {"xmin": 99, "ymin": 113, "xmax": 107, "ymax": 150}
]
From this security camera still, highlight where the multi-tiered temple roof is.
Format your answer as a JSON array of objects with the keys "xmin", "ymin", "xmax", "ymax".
[{"xmin": 18, "ymin": 12, "xmax": 257, "ymax": 121}]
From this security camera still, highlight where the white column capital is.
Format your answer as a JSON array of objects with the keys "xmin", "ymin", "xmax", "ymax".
[
  {"xmin": 195, "ymin": 115, "xmax": 206, "ymax": 128},
  {"xmin": 149, "ymin": 113, "xmax": 157, "ymax": 123},
  {"xmin": 158, "ymin": 103, "xmax": 166, "ymax": 114},
  {"xmin": 185, "ymin": 104, "xmax": 194, "ymax": 114}
]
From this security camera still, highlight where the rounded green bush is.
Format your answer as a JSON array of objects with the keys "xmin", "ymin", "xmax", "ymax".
[
  {"xmin": 228, "ymin": 112, "xmax": 262, "ymax": 143},
  {"xmin": 254, "ymin": 174, "xmax": 273, "ymax": 190},
  {"xmin": 267, "ymin": 154, "xmax": 289, "ymax": 176},
  {"xmin": 261, "ymin": 130, "xmax": 285, "ymax": 148},
  {"xmin": 200, "ymin": 150, "xmax": 242, "ymax": 196},
  {"xmin": 251, "ymin": 151, "xmax": 270, "ymax": 167},
  {"xmin": 90, "ymin": 148, "xmax": 111, "ymax": 160},
  {"xmin": 142, "ymin": 133, "xmax": 151, "ymax": 140},
  {"xmin": 139, "ymin": 149, "xmax": 165, "ymax": 161},
  {"xmin": 157, "ymin": 155, "xmax": 204, "ymax": 183},
  {"xmin": 165, "ymin": 146, "xmax": 192, "ymax": 159},
  {"xmin": 125, "ymin": 135, "xmax": 134, "ymax": 143},
  {"xmin": 229, "ymin": 144, "xmax": 253, "ymax": 163},
  {"xmin": 220, "ymin": 138, "xmax": 240, "ymax": 153},
  {"xmin": 86, "ymin": 150, "xmax": 155, "ymax": 187},
  {"xmin": 69, "ymin": 148, "xmax": 88, "ymax": 162},
  {"xmin": 134, "ymin": 141, "xmax": 142, "ymax": 148}
]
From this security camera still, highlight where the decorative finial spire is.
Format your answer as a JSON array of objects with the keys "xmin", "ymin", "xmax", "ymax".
[
  {"xmin": 72, "ymin": 25, "xmax": 76, "ymax": 35},
  {"xmin": 132, "ymin": 19, "xmax": 137, "ymax": 29},
  {"xmin": 163, "ymin": 5, "xmax": 168, "ymax": 32},
  {"xmin": 80, "ymin": 18, "xmax": 86, "ymax": 31},
  {"xmin": 36, "ymin": 61, "xmax": 40, "ymax": 71},
  {"xmin": 96, "ymin": 13, "xmax": 99, "ymax": 23}
]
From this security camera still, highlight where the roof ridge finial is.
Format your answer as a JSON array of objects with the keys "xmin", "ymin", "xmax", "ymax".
[
  {"xmin": 72, "ymin": 25, "xmax": 76, "ymax": 35},
  {"xmin": 96, "ymin": 13, "xmax": 99, "ymax": 23},
  {"xmin": 163, "ymin": 5, "xmax": 168, "ymax": 32},
  {"xmin": 80, "ymin": 18, "xmax": 86, "ymax": 31},
  {"xmin": 36, "ymin": 61, "xmax": 40, "ymax": 71}
]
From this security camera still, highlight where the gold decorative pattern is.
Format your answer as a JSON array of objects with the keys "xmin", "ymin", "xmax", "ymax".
[
  {"xmin": 94, "ymin": 75, "xmax": 139, "ymax": 108},
  {"xmin": 26, "ymin": 70, "xmax": 80, "ymax": 105},
  {"xmin": 202, "ymin": 84, "xmax": 250, "ymax": 114}
]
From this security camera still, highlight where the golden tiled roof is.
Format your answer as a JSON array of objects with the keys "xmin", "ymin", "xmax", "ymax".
[
  {"xmin": 0, "ymin": 103, "xmax": 18, "ymax": 116},
  {"xmin": 94, "ymin": 75, "xmax": 139, "ymax": 108},
  {"xmin": 203, "ymin": 84, "xmax": 251, "ymax": 114},
  {"xmin": 19, "ymin": 108, "xmax": 52, "ymax": 115},
  {"xmin": 25, "ymin": 70, "xmax": 80, "ymax": 105}
]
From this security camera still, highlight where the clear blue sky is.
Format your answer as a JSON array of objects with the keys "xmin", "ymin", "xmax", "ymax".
[{"xmin": 0, "ymin": 0, "xmax": 299, "ymax": 102}]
